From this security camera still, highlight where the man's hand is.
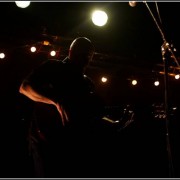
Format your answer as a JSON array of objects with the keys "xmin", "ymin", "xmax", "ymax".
[{"xmin": 55, "ymin": 102, "xmax": 69, "ymax": 126}]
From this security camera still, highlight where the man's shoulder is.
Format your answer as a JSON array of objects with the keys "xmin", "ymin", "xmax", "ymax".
[
  {"xmin": 42, "ymin": 59, "xmax": 64, "ymax": 65},
  {"xmin": 38, "ymin": 58, "xmax": 66, "ymax": 71},
  {"xmin": 44, "ymin": 57, "xmax": 70, "ymax": 66}
]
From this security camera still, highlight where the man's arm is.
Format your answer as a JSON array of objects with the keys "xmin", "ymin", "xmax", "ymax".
[
  {"xmin": 19, "ymin": 82, "xmax": 68, "ymax": 126},
  {"xmin": 19, "ymin": 82, "xmax": 56, "ymax": 105},
  {"xmin": 19, "ymin": 60, "xmax": 60, "ymax": 104}
]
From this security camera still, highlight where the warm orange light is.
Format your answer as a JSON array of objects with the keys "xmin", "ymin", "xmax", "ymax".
[{"xmin": 43, "ymin": 41, "xmax": 50, "ymax": 46}]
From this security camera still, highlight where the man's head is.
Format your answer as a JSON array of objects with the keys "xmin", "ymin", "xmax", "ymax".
[{"xmin": 68, "ymin": 37, "xmax": 95, "ymax": 70}]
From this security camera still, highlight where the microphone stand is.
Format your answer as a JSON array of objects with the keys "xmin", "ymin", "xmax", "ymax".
[{"xmin": 143, "ymin": 1, "xmax": 179, "ymax": 177}]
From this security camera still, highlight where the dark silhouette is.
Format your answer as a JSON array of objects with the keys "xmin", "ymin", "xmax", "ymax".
[{"xmin": 19, "ymin": 37, "xmax": 117, "ymax": 177}]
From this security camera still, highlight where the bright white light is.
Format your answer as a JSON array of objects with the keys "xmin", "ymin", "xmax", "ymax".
[
  {"xmin": 50, "ymin": 50, "xmax": 56, "ymax": 56},
  {"xmin": 132, "ymin": 80, "xmax": 137, "ymax": 85},
  {"xmin": 154, "ymin": 81, "xmax": 159, "ymax": 86},
  {"xmin": 175, "ymin": 74, "xmax": 180, "ymax": 79},
  {"xmin": 15, "ymin": 1, "xmax": 31, "ymax": 8},
  {"xmin": 101, "ymin": 77, "xmax": 107, "ymax": 83},
  {"xmin": 92, "ymin": 10, "xmax": 108, "ymax": 27},
  {"xmin": 30, "ymin": 46, "xmax": 36, "ymax": 52},
  {"xmin": 0, "ymin": 53, "xmax": 5, "ymax": 59}
]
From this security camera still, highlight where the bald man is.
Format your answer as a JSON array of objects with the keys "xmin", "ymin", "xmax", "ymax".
[
  {"xmin": 19, "ymin": 37, "xmax": 102, "ymax": 126},
  {"xmin": 19, "ymin": 37, "xmax": 117, "ymax": 178}
]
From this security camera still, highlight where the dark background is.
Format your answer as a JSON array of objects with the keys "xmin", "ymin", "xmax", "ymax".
[{"xmin": 1, "ymin": 2, "xmax": 180, "ymax": 178}]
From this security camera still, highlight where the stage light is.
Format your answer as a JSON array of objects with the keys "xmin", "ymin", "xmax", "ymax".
[
  {"xmin": 0, "ymin": 53, "xmax": 5, "ymax": 59},
  {"xmin": 129, "ymin": 1, "xmax": 137, "ymax": 7},
  {"xmin": 50, "ymin": 50, "xmax": 56, "ymax": 56},
  {"xmin": 43, "ymin": 41, "xmax": 50, "ymax": 46},
  {"xmin": 101, "ymin": 77, "xmax": 108, "ymax": 83},
  {"xmin": 30, "ymin": 46, "xmax": 36, "ymax": 53},
  {"xmin": 175, "ymin": 74, "xmax": 180, "ymax": 79},
  {"xmin": 92, "ymin": 10, "xmax": 108, "ymax": 27},
  {"xmin": 15, "ymin": 1, "xmax": 31, "ymax": 8},
  {"xmin": 154, "ymin": 80, "xmax": 160, "ymax": 86},
  {"xmin": 132, "ymin": 80, "xmax": 137, "ymax": 85}
]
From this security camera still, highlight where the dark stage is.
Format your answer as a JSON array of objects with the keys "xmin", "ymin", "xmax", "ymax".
[{"xmin": 1, "ymin": 1, "xmax": 180, "ymax": 178}]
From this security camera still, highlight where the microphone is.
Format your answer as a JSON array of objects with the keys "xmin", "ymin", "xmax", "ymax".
[{"xmin": 129, "ymin": 1, "xmax": 137, "ymax": 7}]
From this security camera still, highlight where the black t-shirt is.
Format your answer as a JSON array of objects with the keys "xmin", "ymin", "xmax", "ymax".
[
  {"xmin": 23, "ymin": 58, "xmax": 119, "ymax": 177},
  {"xmin": 25, "ymin": 57, "xmax": 104, "ymax": 128}
]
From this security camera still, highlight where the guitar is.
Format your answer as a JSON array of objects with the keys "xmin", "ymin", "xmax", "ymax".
[{"xmin": 102, "ymin": 104, "xmax": 135, "ymax": 131}]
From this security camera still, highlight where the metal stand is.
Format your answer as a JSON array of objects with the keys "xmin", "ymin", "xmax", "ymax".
[
  {"xmin": 161, "ymin": 43, "xmax": 174, "ymax": 177},
  {"xmin": 143, "ymin": 2, "xmax": 180, "ymax": 177}
]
